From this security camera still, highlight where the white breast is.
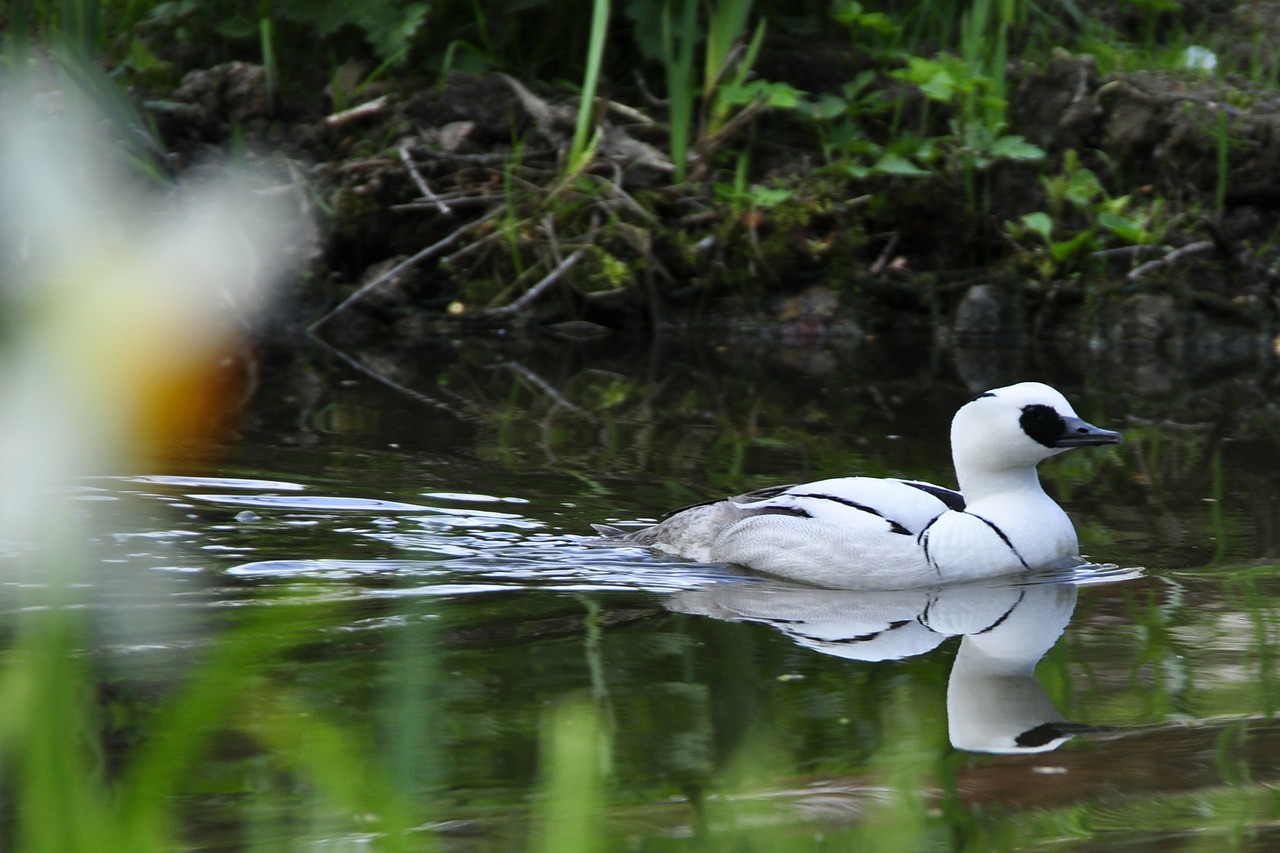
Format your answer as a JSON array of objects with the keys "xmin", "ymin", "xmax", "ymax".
[{"xmin": 922, "ymin": 492, "xmax": 1078, "ymax": 582}]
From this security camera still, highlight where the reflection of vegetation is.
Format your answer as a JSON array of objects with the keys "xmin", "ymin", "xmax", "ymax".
[
  {"xmin": 16, "ymin": 465, "xmax": 1280, "ymax": 849},
  {"xmin": 309, "ymin": 332, "xmax": 1280, "ymax": 572},
  {"xmin": 445, "ymin": 343, "xmax": 951, "ymax": 502}
]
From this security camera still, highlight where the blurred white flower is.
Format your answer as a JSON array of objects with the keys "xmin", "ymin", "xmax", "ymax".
[
  {"xmin": 0, "ymin": 75, "xmax": 309, "ymax": 573},
  {"xmin": 1182, "ymin": 46, "xmax": 1218, "ymax": 73}
]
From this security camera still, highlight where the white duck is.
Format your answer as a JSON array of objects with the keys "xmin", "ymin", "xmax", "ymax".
[
  {"xmin": 670, "ymin": 576, "xmax": 1100, "ymax": 753},
  {"xmin": 596, "ymin": 382, "xmax": 1121, "ymax": 588}
]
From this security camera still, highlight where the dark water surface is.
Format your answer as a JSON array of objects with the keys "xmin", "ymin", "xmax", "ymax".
[{"xmin": 78, "ymin": 331, "xmax": 1280, "ymax": 850}]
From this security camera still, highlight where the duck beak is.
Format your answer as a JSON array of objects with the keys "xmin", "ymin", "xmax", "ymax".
[{"xmin": 1055, "ymin": 416, "xmax": 1123, "ymax": 447}]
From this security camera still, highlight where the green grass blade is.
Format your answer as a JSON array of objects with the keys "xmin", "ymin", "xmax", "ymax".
[{"xmin": 569, "ymin": 0, "xmax": 611, "ymax": 174}]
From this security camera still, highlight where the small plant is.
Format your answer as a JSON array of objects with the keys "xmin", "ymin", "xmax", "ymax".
[
  {"xmin": 642, "ymin": 0, "xmax": 774, "ymax": 181},
  {"xmin": 890, "ymin": 0, "xmax": 1045, "ymax": 201},
  {"xmin": 567, "ymin": 0, "xmax": 610, "ymax": 175},
  {"xmin": 815, "ymin": 0, "xmax": 1043, "ymax": 192},
  {"xmin": 275, "ymin": 0, "xmax": 430, "ymax": 64},
  {"xmin": 1008, "ymin": 151, "xmax": 1166, "ymax": 278}
]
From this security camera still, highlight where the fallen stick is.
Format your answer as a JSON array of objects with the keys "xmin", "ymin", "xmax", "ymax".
[
  {"xmin": 324, "ymin": 96, "xmax": 388, "ymax": 126},
  {"xmin": 870, "ymin": 232, "xmax": 900, "ymax": 276},
  {"xmin": 398, "ymin": 144, "xmax": 453, "ymax": 216},
  {"xmin": 306, "ymin": 335, "xmax": 471, "ymax": 418},
  {"xmin": 501, "ymin": 361, "xmax": 585, "ymax": 414},
  {"xmin": 484, "ymin": 248, "xmax": 586, "ymax": 318},
  {"xmin": 309, "ymin": 206, "xmax": 502, "ymax": 331},
  {"xmin": 1126, "ymin": 240, "xmax": 1216, "ymax": 282}
]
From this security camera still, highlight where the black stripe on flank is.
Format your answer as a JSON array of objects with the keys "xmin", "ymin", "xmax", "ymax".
[
  {"xmin": 967, "ymin": 513, "xmax": 1031, "ymax": 570},
  {"xmin": 788, "ymin": 493, "xmax": 911, "ymax": 535},
  {"xmin": 917, "ymin": 515, "xmax": 943, "ymax": 576},
  {"xmin": 899, "ymin": 481, "xmax": 966, "ymax": 511},
  {"xmin": 975, "ymin": 590, "xmax": 1026, "ymax": 634},
  {"xmin": 793, "ymin": 620, "xmax": 913, "ymax": 645},
  {"xmin": 762, "ymin": 505, "xmax": 812, "ymax": 519}
]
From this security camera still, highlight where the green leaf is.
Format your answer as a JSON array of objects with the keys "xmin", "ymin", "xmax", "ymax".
[
  {"xmin": 750, "ymin": 187, "xmax": 794, "ymax": 207},
  {"xmin": 278, "ymin": 0, "xmax": 428, "ymax": 61},
  {"xmin": 1064, "ymin": 168, "xmax": 1103, "ymax": 207},
  {"xmin": 1020, "ymin": 212, "xmax": 1054, "ymax": 242},
  {"xmin": 856, "ymin": 12, "xmax": 899, "ymax": 35},
  {"xmin": 990, "ymin": 135, "xmax": 1045, "ymax": 161},
  {"xmin": 873, "ymin": 153, "xmax": 930, "ymax": 176},
  {"xmin": 842, "ymin": 70, "xmax": 878, "ymax": 100},
  {"xmin": 830, "ymin": 0, "xmax": 866, "ymax": 26},
  {"xmin": 1097, "ymin": 211, "xmax": 1150, "ymax": 244},
  {"xmin": 804, "ymin": 92, "xmax": 849, "ymax": 120},
  {"xmin": 720, "ymin": 79, "xmax": 807, "ymax": 109},
  {"xmin": 894, "ymin": 57, "xmax": 956, "ymax": 102},
  {"xmin": 1049, "ymin": 228, "xmax": 1098, "ymax": 263}
]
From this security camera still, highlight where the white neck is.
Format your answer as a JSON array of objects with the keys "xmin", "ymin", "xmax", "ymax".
[{"xmin": 954, "ymin": 460, "xmax": 1046, "ymax": 504}]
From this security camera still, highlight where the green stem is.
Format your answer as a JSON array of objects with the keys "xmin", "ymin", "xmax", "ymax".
[{"xmin": 569, "ymin": 0, "xmax": 610, "ymax": 174}]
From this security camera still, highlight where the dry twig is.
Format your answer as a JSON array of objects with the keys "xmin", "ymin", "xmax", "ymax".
[
  {"xmin": 484, "ymin": 248, "xmax": 587, "ymax": 318},
  {"xmin": 398, "ymin": 144, "xmax": 452, "ymax": 216},
  {"xmin": 308, "ymin": 335, "xmax": 472, "ymax": 418},
  {"xmin": 309, "ymin": 206, "xmax": 502, "ymax": 331},
  {"xmin": 1126, "ymin": 240, "xmax": 1216, "ymax": 282},
  {"xmin": 324, "ymin": 96, "xmax": 389, "ymax": 126},
  {"xmin": 870, "ymin": 233, "xmax": 900, "ymax": 276}
]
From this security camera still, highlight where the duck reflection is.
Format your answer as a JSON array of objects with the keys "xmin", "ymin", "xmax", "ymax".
[{"xmin": 668, "ymin": 576, "xmax": 1099, "ymax": 754}]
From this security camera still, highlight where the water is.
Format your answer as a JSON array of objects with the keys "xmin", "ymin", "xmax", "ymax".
[{"xmin": 45, "ymin": 331, "xmax": 1280, "ymax": 849}]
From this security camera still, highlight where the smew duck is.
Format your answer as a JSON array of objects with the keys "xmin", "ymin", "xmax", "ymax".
[
  {"xmin": 595, "ymin": 382, "xmax": 1121, "ymax": 588},
  {"xmin": 670, "ymin": 576, "xmax": 1099, "ymax": 753}
]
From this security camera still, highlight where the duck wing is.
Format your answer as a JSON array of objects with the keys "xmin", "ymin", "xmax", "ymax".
[
  {"xmin": 596, "ymin": 476, "xmax": 965, "ymax": 585},
  {"xmin": 730, "ymin": 476, "xmax": 961, "ymax": 536}
]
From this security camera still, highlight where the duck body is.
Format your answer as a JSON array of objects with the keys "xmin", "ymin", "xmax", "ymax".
[{"xmin": 598, "ymin": 382, "xmax": 1121, "ymax": 589}]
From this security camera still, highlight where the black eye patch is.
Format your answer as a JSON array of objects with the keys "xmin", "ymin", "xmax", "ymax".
[{"xmin": 1019, "ymin": 404, "xmax": 1064, "ymax": 448}]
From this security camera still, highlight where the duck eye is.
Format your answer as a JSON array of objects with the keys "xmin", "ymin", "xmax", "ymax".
[{"xmin": 1019, "ymin": 404, "xmax": 1064, "ymax": 448}]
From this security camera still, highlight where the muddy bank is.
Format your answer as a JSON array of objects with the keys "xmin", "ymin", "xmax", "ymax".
[{"xmin": 148, "ymin": 46, "xmax": 1280, "ymax": 358}]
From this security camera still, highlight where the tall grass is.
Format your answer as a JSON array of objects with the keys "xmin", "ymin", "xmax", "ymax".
[
  {"xmin": 660, "ymin": 0, "xmax": 760, "ymax": 181},
  {"xmin": 662, "ymin": 0, "xmax": 699, "ymax": 182},
  {"xmin": 568, "ymin": 0, "xmax": 610, "ymax": 175}
]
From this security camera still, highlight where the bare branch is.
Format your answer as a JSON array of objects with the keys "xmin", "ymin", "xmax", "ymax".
[
  {"xmin": 870, "ymin": 233, "xmax": 900, "ymax": 276},
  {"xmin": 309, "ymin": 206, "xmax": 502, "ymax": 331},
  {"xmin": 1126, "ymin": 240, "xmax": 1216, "ymax": 282},
  {"xmin": 485, "ymin": 247, "xmax": 587, "ymax": 318},
  {"xmin": 398, "ymin": 144, "xmax": 452, "ymax": 216},
  {"xmin": 307, "ymin": 335, "xmax": 472, "ymax": 418},
  {"xmin": 324, "ymin": 96, "xmax": 389, "ymax": 126}
]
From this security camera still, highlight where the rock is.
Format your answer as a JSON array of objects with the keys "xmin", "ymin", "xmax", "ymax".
[
  {"xmin": 161, "ymin": 62, "xmax": 269, "ymax": 142},
  {"xmin": 1010, "ymin": 50, "xmax": 1102, "ymax": 152},
  {"xmin": 953, "ymin": 284, "xmax": 1014, "ymax": 340}
]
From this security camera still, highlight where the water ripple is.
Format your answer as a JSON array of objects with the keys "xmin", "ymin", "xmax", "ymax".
[{"xmin": 100, "ymin": 477, "xmax": 1145, "ymax": 601}]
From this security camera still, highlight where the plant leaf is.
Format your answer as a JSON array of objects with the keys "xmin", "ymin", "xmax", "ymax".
[
  {"xmin": 1020, "ymin": 212, "xmax": 1054, "ymax": 242},
  {"xmin": 874, "ymin": 153, "xmax": 930, "ymax": 176},
  {"xmin": 990, "ymin": 135, "xmax": 1046, "ymax": 161}
]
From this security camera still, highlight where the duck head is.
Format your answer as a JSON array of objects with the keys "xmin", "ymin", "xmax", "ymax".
[{"xmin": 950, "ymin": 382, "xmax": 1122, "ymax": 496}]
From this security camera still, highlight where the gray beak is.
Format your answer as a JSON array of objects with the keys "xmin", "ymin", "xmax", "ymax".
[{"xmin": 1054, "ymin": 416, "xmax": 1123, "ymax": 447}]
